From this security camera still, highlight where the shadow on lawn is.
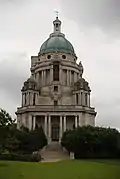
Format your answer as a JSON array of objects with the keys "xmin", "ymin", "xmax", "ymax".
[
  {"xmin": 91, "ymin": 159, "xmax": 120, "ymax": 166},
  {"xmin": 0, "ymin": 163, "xmax": 9, "ymax": 167}
]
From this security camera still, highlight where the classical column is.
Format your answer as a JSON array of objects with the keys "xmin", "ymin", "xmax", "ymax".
[
  {"xmin": 44, "ymin": 115, "xmax": 47, "ymax": 137},
  {"xmin": 79, "ymin": 113, "xmax": 82, "ymax": 126},
  {"xmin": 30, "ymin": 93, "xmax": 33, "ymax": 106},
  {"xmin": 44, "ymin": 70, "xmax": 46, "ymax": 86},
  {"xmin": 48, "ymin": 115, "xmax": 51, "ymax": 143},
  {"xmin": 26, "ymin": 92, "xmax": 29, "ymax": 106},
  {"xmin": 63, "ymin": 116, "xmax": 66, "ymax": 131},
  {"xmin": 82, "ymin": 92, "xmax": 85, "ymax": 106},
  {"xmin": 79, "ymin": 93, "xmax": 81, "ymax": 105},
  {"xmin": 60, "ymin": 116, "xmax": 63, "ymax": 141},
  {"xmin": 29, "ymin": 92, "xmax": 30, "ymax": 105},
  {"xmin": 17, "ymin": 114, "xmax": 21, "ymax": 129},
  {"xmin": 42, "ymin": 70, "xmax": 44, "ymax": 86},
  {"xmin": 69, "ymin": 70, "xmax": 71, "ymax": 85},
  {"xmin": 88, "ymin": 94, "xmax": 90, "ymax": 107},
  {"xmin": 67, "ymin": 70, "xmax": 69, "ymax": 85},
  {"xmin": 22, "ymin": 94, "xmax": 24, "ymax": 107},
  {"xmin": 33, "ymin": 116, "xmax": 36, "ymax": 129},
  {"xmin": 59, "ymin": 66, "xmax": 62, "ymax": 84},
  {"xmin": 50, "ymin": 65, "xmax": 53, "ymax": 84},
  {"xmin": 75, "ymin": 115, "xmax": 78, "ymax": 128}
]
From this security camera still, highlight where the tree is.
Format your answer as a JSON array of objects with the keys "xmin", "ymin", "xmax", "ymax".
[
  {"xmin": 61, "ymin": 126, "xmax": 120, "ymax": 159},
  {"xmin": 0, "ymin": 108, "xmax": 15, "ymax": 126},
  {"xmin": 12, "ymin": 127, "xmax": 48, "ymax": 154},
  {"xmin": 0, "ymin": 125, "xmax": 9, "ymax": 153},
  {"xmin": 20, "ymin": 127, "xmax": 47, "ymax": 153},
  {"xmin": 0, "ymin": 108, "xmax": 16, "ymax": 153}
]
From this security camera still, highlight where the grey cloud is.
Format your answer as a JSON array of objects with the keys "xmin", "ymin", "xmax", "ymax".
[
  {"xmin": 0, "ymin": 52, "xmax": 30, "ymax": 117},
  {"xmin": 61, "ymin": 0, "xmax": 120, "ymax": 35},
  {"xmin": 0, "ymin": 52, "xmax": 30, "ymax": 101},
  {"xmin": 0, "ymin": 0, "xmax": 26, "ymax": 4}
]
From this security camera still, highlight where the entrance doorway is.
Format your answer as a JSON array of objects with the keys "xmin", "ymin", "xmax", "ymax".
[{"xmin": 51, "ymin": 124, "xmax": 59, "ymax": 141}]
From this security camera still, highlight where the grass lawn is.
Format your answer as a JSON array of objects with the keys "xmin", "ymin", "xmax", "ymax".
[{"xmin": 0, "ymin": 160, "xmax": 120, "ymax": 179}]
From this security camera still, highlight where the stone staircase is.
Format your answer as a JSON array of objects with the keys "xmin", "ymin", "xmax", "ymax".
[{"xmin": 40, "ymin": 142, "xmax": 70, "ymax": 162}]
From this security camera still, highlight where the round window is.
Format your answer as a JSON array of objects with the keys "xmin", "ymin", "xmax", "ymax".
[
  {"xmin": 62, "ymin": 55, "xmax": 66, "ymax": 59},
  {"xmin": 47, "ymin": 55, "xmax": 51, "ymax": 59}
]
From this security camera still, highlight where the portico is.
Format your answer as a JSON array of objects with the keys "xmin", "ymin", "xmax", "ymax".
[{"xmin": 27, "ymin": 113, "xmax": 82, "ymax": 142}]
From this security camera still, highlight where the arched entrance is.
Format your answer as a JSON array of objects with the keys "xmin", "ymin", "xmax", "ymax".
[{"xmin": 51, "ymin": 124, "xmax": 59, "ymax": 141}]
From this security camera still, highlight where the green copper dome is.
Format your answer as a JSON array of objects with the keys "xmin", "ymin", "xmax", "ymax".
[
  {"xmin": 40, "ymin": 34, "xmax": 75, "ymax": 55},
  {"xmin": 39, "ymin": 17, "xmax": 75, "ymax": 56}
]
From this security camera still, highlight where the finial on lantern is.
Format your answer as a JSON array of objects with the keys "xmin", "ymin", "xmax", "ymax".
[{"xmin": 55, "ymin": 10, "xmax": 59, "ymax": 19}]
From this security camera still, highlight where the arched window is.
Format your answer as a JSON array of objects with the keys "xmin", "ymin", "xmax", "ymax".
[{"xmin": 53, "ymin": 62, "xmax": 59, "ymax": 81}]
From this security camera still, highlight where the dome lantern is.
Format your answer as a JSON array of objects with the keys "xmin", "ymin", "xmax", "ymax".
[{"xmin": 53, "ymin": 12, "xmax": 61, "ymax": 33}]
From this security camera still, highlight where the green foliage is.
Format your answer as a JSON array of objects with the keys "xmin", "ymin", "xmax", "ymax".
[
  {"xmin": 3, "ymin": 126, "xmax": 47, "ymax": 154},
  {"xmin": 0, "ymin": 109, "xmax": 47, "ymax": 155},
  {"xmin": 0, "ymin": 109, "xmax": 16, "ymax": 153},
  {"xmin": 61, "ymin": 126, "xmax": 120, "ymax": 158},
  {"xmin": 0, "ymin": 108, "xmax": 14, "ymax": 126},
  {"xmin": 0, "ymin": 153, "xmax": 41, "ymax": 162},
  {"xmin": 26, "ymin": 127, "xmax": 48, "ymax": 153},
  {"xmin": 17, "ymin": 127, "xmax": 47, "ymax": 154}
]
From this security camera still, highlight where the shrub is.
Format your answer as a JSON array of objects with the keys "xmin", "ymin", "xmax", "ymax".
[
  {"xmin": 61, "ymin": 126, "xmax": 120, "ymax": 159},
  {"xmin": 0, "ymin": 153, "xmax": 42, "ymax": 162},
  {"xmin": 31, "ymin": 152, "xmax": 42, "ymax": 162}
]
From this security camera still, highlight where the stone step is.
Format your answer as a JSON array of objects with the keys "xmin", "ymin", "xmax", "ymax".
[
  {"xmin": 41, "ymin": 142, "xmax": 69, "ymax": 161},
  {"xmin": 46, "ymin": 142, "xmax": 62, "ymax": 151}
]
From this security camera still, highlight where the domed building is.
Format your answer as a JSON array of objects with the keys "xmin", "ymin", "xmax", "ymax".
[{"xmin": 16, "ymin": 16, "xmax": 97, "ymax": 144}]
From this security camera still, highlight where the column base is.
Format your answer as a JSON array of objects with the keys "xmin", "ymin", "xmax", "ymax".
[
  {"xmin": 48, "ymin": 137, "xmax": 51, "ymax": 144},
  {"xmin": 59, "ymin": 138, "xmax": 62, "ymax": 143}
]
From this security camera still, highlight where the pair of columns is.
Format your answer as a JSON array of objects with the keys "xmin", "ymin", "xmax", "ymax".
[
  {"xmin": 75, "ymin": 115, "xmax": 82, "ymax": 127},
  {"xmin": 44, "ymin": 115, "xmax": 67, "ymax": 142},
  {"xmin": 44, "ymin": 115, "xmax": 82, "ymax": 141},
  {"xmin": 29, "ymin": 114, "xmax": 82, "ymax": 141},
  {"xmin": 28, "ymin": 115, "xmax": 36, "ymax": 130},
  {"xmin": 36, "ymin": 70, "xmax": 50, "ymax": 86},
  {"xmin": 75, "ymin": 93, "xmax": 90, "ymax": 106}
]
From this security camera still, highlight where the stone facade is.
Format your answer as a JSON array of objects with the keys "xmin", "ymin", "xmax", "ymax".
[{"xmin": 16, "ymin": 16, "xmax": 97, "ymax": 143}]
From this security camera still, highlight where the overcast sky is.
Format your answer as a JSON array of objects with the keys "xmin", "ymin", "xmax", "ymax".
[{"xmin": 0, "ymin": 0, "xmax": 120, "ymax": 130}]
